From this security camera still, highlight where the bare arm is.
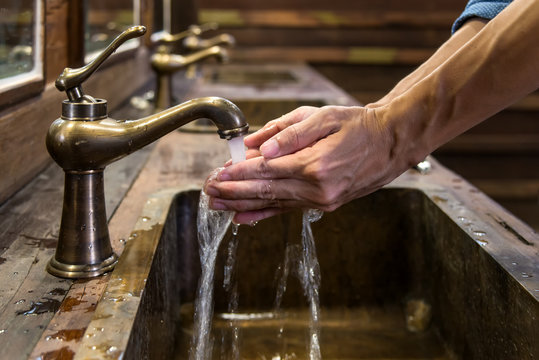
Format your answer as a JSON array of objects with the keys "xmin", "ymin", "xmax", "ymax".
[
  {"xmin": 370, "ymin": 18, "xmax": 488, "ymax": 107},
  {"xmin": 380, "ymin": 0, "xmax": 539, "ymax": 168},
  {"xmin": 206, "ymin": 0, "xmax": 539, "ymax": 224}
]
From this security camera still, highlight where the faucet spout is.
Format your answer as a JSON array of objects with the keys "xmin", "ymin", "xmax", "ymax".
[
  {"xmin": 46, "ymin": 96, "xmax": 247, "ymax": 278},
  {"xmin": 47, "ymin": 96, "xmax": 246, "ymax": 171}
]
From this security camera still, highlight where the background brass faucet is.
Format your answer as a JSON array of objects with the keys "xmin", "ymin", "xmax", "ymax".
[
  {"xmin": 151, "ymin": 24, "xmax": 236, "ymax": 110},
  {"xmin": 46, "ymin": 26, "xmax": 248, "ymax": 279}
]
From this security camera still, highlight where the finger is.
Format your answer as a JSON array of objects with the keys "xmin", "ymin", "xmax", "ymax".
[
  {"xmin": 215, "ymin": 152, "xmax": 310, "ymax": 182},
  {"xmin": 259, "ymin": 108, "xmax": 338, "ymax": 159},
  {"xmin": 210, "ymin": 197, "xmax": 300, "ymax": 212},
  {"xmin": 244, "ymin": 106, "xmax": 319, "ymax": 149},
  {"xmin": 233, "ymin": 208, "xmax": 290, "ymax": 225},
  {"xmin": 208, "ymin": 178, "xmax": 300, "ymax": 201},
  {"xmin": 245, "ymin": 148, "xmax": 261, "ymax": 160},
  {"xmin": 206, "ymin": 177, "xmax": 330, "ymax": 210}
]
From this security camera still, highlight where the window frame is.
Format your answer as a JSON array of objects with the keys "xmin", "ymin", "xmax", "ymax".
[{"xmin": 0, "ymin": 0, "xmax": 45, "ymax": 109}]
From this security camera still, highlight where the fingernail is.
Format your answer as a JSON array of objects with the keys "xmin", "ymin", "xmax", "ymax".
[
  {"xmin": 218, "ymin": 170, "xmax": 231, "ymax": 181},
  {"xmin": 211, "ymin": 200, "xmax": 227, "ymax": 210},
  {"xmin": 205, "ymin": 185, "xmax": 219, "ymax": 197},
  {"xmin": 260, "ymin": 139, "xmax": 279, "ymax": 158}
]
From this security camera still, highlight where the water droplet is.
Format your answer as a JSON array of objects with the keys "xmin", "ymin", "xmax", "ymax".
[
  {"xmin": 88, "ymin": 245, "xmax": 93, "ymax": 250},
  {"xmin": 473, "ymin": 230, "xmax": 487, "ymax": 237},
  {"xmin": 23, "ymin": 329, "xmax": 29, "ymax": 334},
  {"xmin": 91, "ymin": 345, "xmax": 97, "ymax": 350},
  {"xmin": 14, "ymin": 299, "xmax": 25, "ymax": 305},
  {"xmin": 85, "ymin": 333, "xmax": 95, "ymax": 338},
  {"xmin": 106, "ymin": 346, "xmax": 118, "ymax": 355},
  {"xmin": 94, "ymin": 327, "xmax": 104, "ymax": 332},
  {"xmin": 511, "ymin": 262, "xmax": 518, "ymax": 266},
  {"xmin": 142, "ymin": 216, "xmax": 150, "ymax": 222},
  {"xmin": 109, "ymin": 296, "xmax": 126, "ymax": 303},
  {"xmin": 45, "ymin": 335, "xmax": 52, "ymax": 341},
  {"xmin": 13, "ymin": 272, "xmax": 18, "ymax": 275},
  {"xmin": 231, "ymin": 224, "xmax": 239, "ymax": 236},
  {"xmin": 0, "ymin": 329, "xmax": 6, "ymax": 334},
  {"xmin": 521, "ymin": 273, "xmax": 533, "ymax": 278},
  {"xmin": 119, "ymin": 238, "xmax": 126, "ymax": 244},
  {"xmin": 80, "ymin": 224, "xmax": 86, "ymax": 231},
  {"xmin": 457, "ymin": 216, "xmax": 468, "ymax": 222},
  {"xmin": 475, "ymin": 239, "xmax": 488, "ymax": 246}
]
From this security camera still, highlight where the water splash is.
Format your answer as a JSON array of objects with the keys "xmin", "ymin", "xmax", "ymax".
[
  {"xmin": 190, "ymin": 169, "xmax": 234, "ymax": 360},
  {"xmin": 298, "ymin": 209, "xmax": 323, "ymax": 360},
  {"xmin": 222, "ymin": 226, "xmax": 241, "ymax": 359}
]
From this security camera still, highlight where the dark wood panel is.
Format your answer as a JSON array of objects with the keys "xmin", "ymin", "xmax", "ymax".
[
  {"xmin": 225, "ymin": 28, "xmax": 451, "ymax": 48},
  {"xmin": 199, "ymin": 9, "xmax": 460, "ymax": 29},
  {"xmin": 198, "ymin": 0, "xmax": 468, "ymax": 12},
  {"xmin": 230, "ymin": 46, "xmax": 433, "ymax": 64}
]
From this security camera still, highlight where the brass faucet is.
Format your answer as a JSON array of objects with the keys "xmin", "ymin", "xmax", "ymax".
[
  {"xmin": 46, "ymin": 26, "xmax": 248, "ymax": 279},
  {"xmin": 151, "ymin": 23, "xmax": 230, "ymax": 110},
  {"xmin": 151, "ymin": 45, "xmax": 228, "ymax": 109}
]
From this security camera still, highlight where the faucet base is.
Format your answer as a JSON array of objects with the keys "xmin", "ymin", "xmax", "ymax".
[{"xmin": 47, "ymin": 253, "xmax": 118, "ymax": 279}]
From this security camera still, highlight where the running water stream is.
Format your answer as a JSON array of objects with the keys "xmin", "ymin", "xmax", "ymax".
[
  {"xmin": 299, "ymin": 209, "xmax": 324, "ymax": 360},
  {"xmin": 191, "ymin": 136, "xmax": 324, "ymax": 359},
  {"xmin": 190, "ymin": 138, "xmax": 245, "ymax": 360}
]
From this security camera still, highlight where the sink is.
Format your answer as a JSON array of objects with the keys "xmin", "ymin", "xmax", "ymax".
[
  {"xmin": 75, "ymin": 185, "xmax": 538, "ymax": 359},
  {"xmin": 205, "ymin": 68, "xmax": 298, "ymax": 85},
  {"xmin": 181, "ymin": 99, "xmax": 327, "ymax": 133}
]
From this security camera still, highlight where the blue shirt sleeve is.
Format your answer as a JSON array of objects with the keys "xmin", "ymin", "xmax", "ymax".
[{"xmin": 452, "ymin": 0, "xmax": 513, "ymax": 34}]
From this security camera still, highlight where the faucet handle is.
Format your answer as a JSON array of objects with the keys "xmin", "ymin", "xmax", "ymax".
[
  {"xmin": 56, "ymin": 25, "xmax": 147, "ymax": 101},
  {"xmin": 156, "ymin": 23, "xmax": 219, "ymax": 44}
]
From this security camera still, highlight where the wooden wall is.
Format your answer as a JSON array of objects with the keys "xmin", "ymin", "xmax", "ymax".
[{"xmin": 196, "ymin": 0, "xmax": 539, "ymax": 230}]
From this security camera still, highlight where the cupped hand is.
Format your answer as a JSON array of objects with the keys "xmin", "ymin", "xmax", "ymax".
[{"xmin": 205, "ymin": 104, "xmax": 406, "ymax": 224}]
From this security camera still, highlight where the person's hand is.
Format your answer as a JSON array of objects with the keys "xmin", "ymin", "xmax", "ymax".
[{"xmin": 204, "ymin": 104, "xmax": 411, "ymax": 224}]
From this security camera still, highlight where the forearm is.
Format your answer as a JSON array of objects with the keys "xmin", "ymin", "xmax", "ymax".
[
  {"xmin": 371, "ymin": 19, "xmax": 487, "ymax": 108},
  {"xmin": 380, "ymin": 0, "xmax": 539, "ymax": 168}
]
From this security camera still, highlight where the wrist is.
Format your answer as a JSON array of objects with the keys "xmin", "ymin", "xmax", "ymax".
[{"xmin": 371, "ymin": 95, "xmax": 433, "ymax": 172}]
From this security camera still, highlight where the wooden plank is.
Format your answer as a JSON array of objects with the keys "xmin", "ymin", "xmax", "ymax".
[
  {"xmin": 198, "ymin": 0, "xmax": 468, "ymax": 12},
  {"xmin": 230, "ymin": 46, "xmax": 433, "ymax": 64},
  {"xmin": 218, "ymin": 27, "xmax": 452, "ymax": 48},
  {"xmin": 437, "ymin": 134, "xmax": 539, "ymax": 154},
  {"xmin": 469, "ymin": 179, "xmax": 539, "ymax": 200},
  {"xmin": 199, "ymin": 9, "xmax": 460, "ymax": 28},
  {"xmin": 45, "ymin": 0, "xmax": 70, "ymax": 82}
]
